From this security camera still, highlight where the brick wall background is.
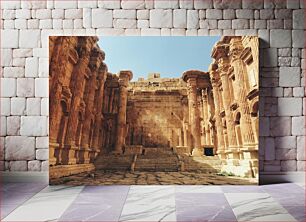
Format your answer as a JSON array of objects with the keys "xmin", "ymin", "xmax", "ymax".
[{"xmin": 0, "ymin": 0, "xmax": 305, "ymax": 173}]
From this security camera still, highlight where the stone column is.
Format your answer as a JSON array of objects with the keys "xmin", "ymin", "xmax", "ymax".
[
  {"xmin": 201, "ymin": 89, "xmax": 209, "ymax": 145},
  {"xmin": 62, "ymin": 37, "xmax": 97, "ymax": 165},
  {"xmin": 80, "ymin": 48, "xmax": 103, "ymax": 163},
  {"xmin": 229, "ymin": 38, "xmax": 255, "ymax": 147},
  {"xmin": 113, "ymin": 70, "xmax": 133, "ymax": 154}
]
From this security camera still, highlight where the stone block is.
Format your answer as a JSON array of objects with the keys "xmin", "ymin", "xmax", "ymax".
[
  {"xmin": 15, "ymin": 19, "xmax": 27, "ymax": 29},
  {"xmin": 36, "ymin": 149, "xmax": 48, "ymax": 160},
  {"xmin": 17, "ymin": 78, "xmax": 35, "ymax": 97},
  {"xmin": 78, "ymin": 0, "xmax": 97, "ymax": 8},
  {"xmin": 297, "ymin": 161, "xmax": 305, "ymax": 171},
  {"xmin": 83, "ymin": 8, "xmax": 91, "ymax": 28},
  {"xmin": 35, "ymin": 78, "xmax": 48, "ymax": 97},
  {"xmin": 293, "ymin": 87, "xmax": 304, "ymax": 97},
  {"xmin": 98, "ymin": 0, "xmax": 121, "ymax": 9},
  {"xmin": 5, "ymin": 136, "xmax": 35, "ymax": 160},
  {"xmin": 26, "ymin": 98, "xmax": 41, "ymax": 116},
  {"xmin": 283, "ymin": 88, "xmax": 293, "ymax": 97},
  {"xmin": 2, "ymin": 9, "xmax": 16, "ymax": 19},
  {"xmin": 36, "ymin": 137, "xmax": 49, "ymax": 149},
  {"xmin": 287, "ymin": 0, "xmax": 300, "ymax": 9},
  {"xmin": 276, "ymin": 148, "xmax": 297, "ymax": 160},
  {"xmin": 218, "ymin": 20, "xmax": 232, "ymax": 29},
  {"xmin": 232, "ymin": 19, "xmax": 249, "ymax": 29},
  {"xmin": 161, "ymin": 28, "xmax": 171, "ymax": 36},
  {"xmin": 173, "ymin": 9, "xmax": 187, "ymax": 28},
  {"xmin": 1, "ymin": 1, "xmax": 20, "ymax": 9},
  {"xmin": 187, "ymin": 10, "xmax": 199, "ymax": 29},
  {"xmin": 4, "ymin": 20, "xmax": 15, "ymax": 29},
  {"xmin": 20, "ymin": 116, "xmax": 48, "ymax": 136},
  {"xmin": 65, "ymin": 9, "xmax": 82, "ymax": 19},
  {"xmin": 92, "ymin": 9, "xmax": 113, "ymax": 28},
  {"xmin": 13, "ymin": 49, "xmax": 33, "ymax": 58},
  {"xmin": 292, "ymin": 30, "xmax": 305, "ymax": 48},
  {"xmin": 263, "ymin": 48, "xmax": 277, "ymax": 67},
  {"xmin": 137, "ymin": 20, "xmax": 149, "ymax": 28},
  {"xmin": 278, "ymin": 98, "xmax": 303, "ymax": 116},
  {"xmin": 274, "ymin": 9, "xmax": 292, "ymax": 19},
  {"xmin": 21, "ymin": 0, "xmax": 47, "ymax": 9},
  {"xmin": 1, "ymin": 98, "xmax": 10, "ymax": 116},
  {"xmin": 297, "ymin": 136, "xmax": 305, "ymax": 161},
  {"xmin": 1, "ymin": 49, "xmax": 12, "ymax": 67},
  {"xmin": 28, "ymin": 160, "xmax": 41, "ymax": 171},
  {"xmin": 264, "ymin": 138, "xmax": 275, "ymax": 160},
  {"xmin": 292, "ymin": 116, "xmax": 305, "ymax": 136},
  {"xmin": 200, "ymin": 20, "xmax": 217, "ymax": 29},
  {"xmin": 27, "ymin": 19, "xmax": 39, "ymax": 29},
  {"xmin": 278, "ymin": 57, "xmax": 291, "ymax": 67},
  {"xmin": 213, "ymin": 0, "xmax": 241, "ymax": 9},
  {"xmin": 186, "ymin": 29, "xmax": 198, "ymax": 36},
  {"xmin": 242, "ymin": 0, "xmax": 263, "ymax": 9},
  {"xmin": 291, "ymin": 57, "xmax": 300, "ymax": 67},
  {"xmin": 150, "ymin": 9, "xmax": 172, "ymax": 28},
  {"xmin": 279, "ymin": 67, "xmax": 300, "ymax": 87},
  {"xmin": 39, "ymin": 19, "xmax": 52, "ymax": 29},
  {"xmin": 259, "ymin": 117, "xmax": 270, "ymax": 136},
  {"xmin": 121, "ymin": 0, "xmax": 145, "ymax": 9},
  {"xmin": 258, "ymin": 29, "xmax": 269, "ymax": 48},
  {"xmin": 270, "ymin": 117, "xmax": 291, "ymax": 136},
  {"xmin": 254, "ymin": 20, "xmax": 267, "ymax": 29},
  {"xmin": 3, "ymin": 67, "xmax": 24, "ymax": 78},
  {"xmin": 137, "ymin": 10, "xmax": 149, "ymax": 19},
  {"xmin": 38, "ymin": 58, "xmax": 49, "ymax": 77},
  {"xmin": 7, "ymin": 116, "xmax": 20, "ymax": 136},
  {"xmin": 236, "ymin": 9, "xmax": 254, "ymax": 19},
  {"xmin": 171, "ymin": 29, "xmax": 186, "ymax": 36},
  {"xmin": 11, "ymin": 98, "xmax": 26, "ymax": 115},
  {"xmin": 41, "ymin": 160, "xmax": 49, "ymax": 171},
  {"xmin": 1, "ymin": 30, "xmax": 19, "ymax": 48},
  {"xmin": 96, "ymin": 28, "xmax": 125, "ymax": 36},
  {"xmin": 52, "ymin": 9, "xmax": 64, "ymax": 19},
  {"xmin": 1, "ymin": 117, "xmax": 6, "ymax": 136},
  {"xmin": 114, "ymin": 19, "xmax": 137, "ymax": 28},
  {"xmin": 281, "ymin": 160, "xmax": 297, "ymax": 171},
  {"xmin": 63, "ymin": 19, "xmax": 74, "ymax": 29},
  {"xmin": 16, "ymin": 9, "xmax": 31, "ymax": 19},
  {"xmin": 194, "ymin": 0, "xmax": 213, "ymax": 9},
  {"xmin": 19, "ymin": 30, "xmax": 41, "ymax": 48},
  {"xmin": 206, "ymin": 9, "xmax": 222, "ymax": 19},
  {"xmin": 35, "ymin": 9, "xmax": 51, "ymax": 19},
  {"xmin": 179, "ymin": 0, "xmax": 193, "ymax": 9},
  {"xmin": 140, "ymin": 28, "xmax": 161, "ymax": 36},
  {"xmin": 270, "ymin": 29, "xmax": 291, "ymax": 48},
  {"xmin": 293, "ymin": 9, "xmax": 305, "ymax": 29},
  {"xmin": 275, "ymin": 136, "xmax": 297, "ymax": 149},
  {"xmin": 9, "ymin": 161, "xmax": 27, "ymax": 171},
  {"xmin": 25, "ymin": 57, "xmax": 38, "ymax": 77},
  {"xmin": 54, "ymin": 1, "xmax": 77, "ymax": 9},
  {"xmin": 114, "ymin": 9, "xmax": 136, "ymax": 19},
  {"xmin": 1, "ymin": 78, "xmax": 16, "ymax": 97},
  {"xmin": 154, "ymin": 0, "xmax": 178, "ymax": 9}
]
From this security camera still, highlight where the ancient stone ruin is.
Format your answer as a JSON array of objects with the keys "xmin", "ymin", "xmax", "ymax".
[{"xmin": 49, "ymin": 36, "xmax": 258, "ymax": 182}]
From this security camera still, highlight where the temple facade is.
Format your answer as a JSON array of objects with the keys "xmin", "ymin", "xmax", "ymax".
[{"xmin": 49, "ymin": 36, "xmax": 258, "ymax": 180}]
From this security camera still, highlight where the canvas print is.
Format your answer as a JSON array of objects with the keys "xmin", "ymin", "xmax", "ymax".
[{"xmin": 49, "ymin": 36, "xmax": 259, "ymax": 185}]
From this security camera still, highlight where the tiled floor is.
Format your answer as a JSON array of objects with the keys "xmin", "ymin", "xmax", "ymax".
[{"xmin": 1, "ymin": 182, "xmax": 304, "ymax": 221}]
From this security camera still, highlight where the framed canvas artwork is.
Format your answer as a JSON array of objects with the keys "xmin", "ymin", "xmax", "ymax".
[{"xmin": 49, "ymin": 36, "xmax": 259, "ymax": 185}]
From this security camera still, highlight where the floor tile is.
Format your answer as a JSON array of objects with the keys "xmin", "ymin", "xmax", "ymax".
[
  {"xmin": 3, "ymin": 185, "xmax": 84, "ymax": 221},
  {"xmin": 283, "ymin": 205, "xmax": 305, "ymax": 222},
  {"xmin": 261, "ymin": 183, "xmax": 304, "ymax": 194},
  {"xmin": 221, "ymin": 185, "xmax": 263, "ymax": 193},
  {"xmin": 270, "ymin": 192, "xmax": 305, "ymax": 206},
  {"xmin": 176, "ymin": 193, "xmax": 237, "ymax": 222},
  {"xmin": 119, "ymin": 185, "xmax": 176, "ymax": 222},
  {"xmin": 175, "ymin": 185, "xmax": 222, "ymax": 193},
  {"xmin": 225, "ymin": 193, "xmax": 297, "ymax": 221}
]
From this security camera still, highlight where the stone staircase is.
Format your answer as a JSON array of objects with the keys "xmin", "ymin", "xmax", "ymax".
[
  {"xmin": 94, "ymin": 154, "xmax": 134, "ymax": 171},
  {"xmin": 180, "ymin": 154, "xmax": 222, "ymax": 173},
  {"xmin": 134, "ymin": 147, "xmax": 180, "ymax": 172}
]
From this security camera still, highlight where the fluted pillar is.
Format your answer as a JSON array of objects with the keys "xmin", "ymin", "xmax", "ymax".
[{"xmin": 113, "ymin": 70, "xmax": 133, "ymax": 154}]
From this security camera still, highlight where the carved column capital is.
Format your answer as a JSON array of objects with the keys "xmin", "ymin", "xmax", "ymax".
[{"xmin": 118, "ymin": 70, "xmax": 133, "ymax": 87}]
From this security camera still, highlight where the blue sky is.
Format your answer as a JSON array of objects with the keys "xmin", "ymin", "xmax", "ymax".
[{"xmin": 98, "ymin": 36, "xmax": 220, "ymax": 81}]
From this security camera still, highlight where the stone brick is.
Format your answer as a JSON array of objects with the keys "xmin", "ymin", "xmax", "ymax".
[
  {"xmin": 206, "ymin": 9, "xmax": 222, "ymax": 19},
  {"xmin": 124, "ymin": 29, "xmax": 140, "ymax": 35},
  {"xmin": 36, "ymin": 137, "xmax": 49, "ymax": 149},
  {"xmin": 36, "ymin": 149, "xmax": 48, "ymax": 160},
  {"xmin": 274, "ymin": 9, "xmax": 292, "ymax": 19},
  {"xmin": 7, "ymin": 116, "xmax": 20, "ymax": 136},
  {"xmin": 284, "ymin": 19, "xmax": 293, "ymax": 29},
  {"xmin": 2, "ymin": 9, "xmax": 16, "ymax": 19},
  {"xmin": 275, "ymin": 136, "xmax": 297, "ymax": 149},
  {"xmin": 297, "ymin": 136, "xmax": 305, "ymax": 161},
  {"xmin": 137, "ymin": 20, "xmax": 149, "ymax": 28},
  {"xmin": 1, "ymin": 98, "xmax": 10, "ymax": 116},
  {"xmin": 281, "ymin": 160, "xmax": 297, "ymax": 171},
  {"xmin": 292, "ymin": 116, "xmax": 305, "ymax": 136},
  {"xmin": 98, "ymin": 0, "xmax": 121, "ymax": 9},
  {"xmin": 92, "ymin": 9, "xmax": 113, "ymax": 28},
  {"xmin": 173, "ymin": 9, "xmax": 187, "ymax": 28},
  {"xmin": 213, "ymin": 0, "xmax": 241, "ymax": 9},
  {"xmin": 41, "ymin": 160, "xmax": 49, "ymax": 171},
  {"xmin": 17, "ymin": 78, "xmax": 35, "ymax": 97},
  {"xmin": 1, "ymin": 117, "xmax": 7, "ymax": 136},
  {"xmin": 78, "ymin": 0, "xmax": 97, "ymax": 8},
  {"xmin": 278, "ymin": 57, "xmax": 291, "ymax": 67},
  {"xmin": 292, "ymin": 30, "xmax": 305, "ymax": 48},
  {"xmin": 154, "ymin": 0, "xmax": 178, "ymax": 9},
  {"xmin": 258, "ymin": 29, "xmax": 269, "ymax": 48},
  {"xmin": 291, "ymin": 57, "xmax": 300, "ymax": 67},
  {"xmin": 3, "ymin": 20, "xmax": 15, "ymax": 29},
  {"xmin": 121, "ymin": 0, "xmax": 145, "ymax": 9},
  {"xmin": 150, "ymin": 9, "xmax": 172, "ymax": 28},
  {"xmin": 15, "ymin": 19, "xmax": 27, "ymax": 29},
  {"xmin": 223, "ymin": 9, "xmax": 235, "ymax": 19},
  {"xmin": 254, "ymin": 20, "xmax": 266, "ymax": 29},
  {"xmin": 187, "ymin": 10, "xmax": 199, "ymax": 29},
  {"xmin": 260, "ymin": 9, "xmax": 274, "ymax": 19},
  {"xmin": 28, "ymin": 160, "xmax": 41, "ymax": 171},
  {"xmin": 270, "ymin": 117, "xmax": 291, "ymax": 136},
  {"xmin": 19, "ymin": 30, "xmax": 41, "ymax": 48},
  {"xmin": 63, "ymin": 19, "xmax": 74, "ymax": 29},
  {"xmin": 1, "ymin": 30, "xmax": 19, "ymax": 48},
  {"xmin": 276, "ymin": 148, "xmax": 297, "ymax": 160},
  {"xmin": 114, "ymin": 19, "xmax": 137, "ymax": 28},
  {"xmin": 1, "ymin": 1, "xmax": 20, "ymax": 9},
  {"xmin": 171, "ymin": 29, "xmax": 186, "ymax": 36},
  {"xmin": 35, "ymin": 78, "xmax": 49, "ymax": 98},
  {"xmin": 52, "ymin": 9, "xmax": 64, "ymax": 19},
  {"xmin": 279, "ymin": 67, "xmax": 301, "ymax": 87},
  {"xmin": 263, "ymin": 48, "xmax": 277, "ymax": 67},
  {"xmin": 9, "ymin": 161, "xmax": 27, "ymax": 171},
  {"xmin": 35, "ymin": 9, "xmax": 51, "ymax": 19},
  {"xmin": 194, "ymin": 0, "xmax": 213, "ymax": 9},
  {"xmin": 26, "ymin": 98, "xmax": 41, "ymax": 116},
  {"xmin": 38, "ymin": 58, "xmax": 49, "ymax": 77},
  {"xmin": 270, "ymin": 29, "xmax": 291, "ymax": 48},
  {"xmin": 140, "ymin": 28, "xmax": 161, "ymax": 36},
  {"xmin": 236, "ymin": 9, "xmax": 254, "ymax": 19},
  {"xmin": 54, "ymin": 1, "xmax": 77, "ymax": 9},
  {"xmin": 218, "ymin": 20, "xmax": 232, "ymax": 29},
  {"xmin": 11, "ymin": 98, "xmax": 26, "ymax": 115},
  {"xmin": 13, "ymin": 49, "xmax": 33, "ymax": 58},
  {"xmin": 278, "ymin": 98, "xmax": 303, "ymax": 116},
  {"xmin": 20, "ymin": 116, "xmax": 48, "ymax": 136},
  {"xmin": 64, "ymin": 9, "xmax": 82, "ymax": 19},
  {"xmin": 283, "ymin": 87, "xmax": 293, "ymax": 97},
  {"xmin": 293, "ymin": 87, "xmax": 304, "ymax": 97},
  {"xmin": 82, "ymin": 8, "xmax": 91, "ymax": 28},
  {"xmin": 137, "ymin": 10, "xmax": 149, "ymax": 19},
  {"xmin": 24, "ymin": 57, "xmax": 38, "ymax": 77},
  {"xmin": 264, "ymin": 138, "xmax": 275, "ymax": 160},
  {"xmin": 96, "ymin": 28, "xmax": 125, "ymax": 36},
  {"xmin": 161, "ymin": 28, "xmax": 171, "ymax": 36},
  {"xmin": 287, "ymin": 0, "xmax": 300, "ymax": 9},
  {"xmin": 114, "ymin": 9, "xmax": 136, "ymax": 19},
  {"xmin": 297, "ymin": 161, "xmax": 305, "ymax": 171},
  {"xmin": 232, "ymin": 19, "xmax": 249, "ymax": 29},
  {"xmin": 21, "ymin": 0, "xmax": 47, "ymax": 9},
  {"xmin": 186, "ymin": 29, "xmax": 198, "ymax": 36},
  {"xmin": 179, "ymin": 0, "xmax": 193, "ymax": 9},
  {"xmin": 293, "ymin": 9, "xmax": 305, "ymax": 29},
  {"xmin": 5, "ymin": 136, "xmax": 35, "ymax": 160},
  {"xmin": 15, "ymin": 9, "xmax": 31, "ymax": 19},
  {"xmin": 199, "ymin": 10, "xmax": 205, "ymax": 19},
  {"xmin": 267, "ymin": 20, "xmax": 283, "ymax": 29},
  {"xmin": 3, "ymin": 67, "xmax": 24, "ymax": 78},
  {"xmin": 1, "ymin": 78, "xmax": 16, "ymax": 98},
  {"xmin": 242, "ymin": 0, "xmax": 263, "ymax": 9}
]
